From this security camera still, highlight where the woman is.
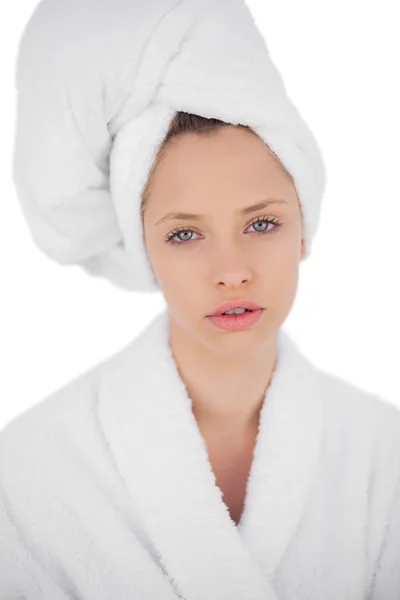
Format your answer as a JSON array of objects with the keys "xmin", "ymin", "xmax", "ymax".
[{"xmin": 1, "ymin": 0, "xmax": 399, "ymax": 598}]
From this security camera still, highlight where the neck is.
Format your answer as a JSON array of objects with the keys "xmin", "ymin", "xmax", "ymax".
[{"xmin": 168, "ymin": 315, "xmax": 278, "ymax": 436}]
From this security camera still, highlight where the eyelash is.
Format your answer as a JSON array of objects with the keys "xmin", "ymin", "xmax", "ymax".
[{"xmin": 164, "ymin": 215, "xmax": 282, "ymax": 247}]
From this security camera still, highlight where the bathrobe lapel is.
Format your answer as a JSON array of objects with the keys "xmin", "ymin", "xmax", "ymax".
[{"xmin": 97, "ymin": 310, "xmax": 323, "ymax": 600}]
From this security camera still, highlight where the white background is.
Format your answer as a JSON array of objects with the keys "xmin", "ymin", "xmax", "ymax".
[{"xmin": 0, "ymin": 0, "xmax": 399, "ymax": 433}]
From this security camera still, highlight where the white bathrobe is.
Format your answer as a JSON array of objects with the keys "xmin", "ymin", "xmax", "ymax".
[{"xmin": 1, "ymin": 309, "xmax": 399, "ymax": 599}]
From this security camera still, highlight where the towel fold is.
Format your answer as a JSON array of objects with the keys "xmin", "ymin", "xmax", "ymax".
[{"xmin": 12, "ymin": 0, "xmax": 327, "ymax": 291}]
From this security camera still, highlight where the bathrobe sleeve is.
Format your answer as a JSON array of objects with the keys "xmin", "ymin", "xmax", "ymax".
[
  {"xmin": 0, "ymin": 482, "xmax": 70, "ymax": 599},
  {"xmin": 369, "ymin": 472, "xmax": 400, "ymax": 599},
  {"xmin": 0, "ymin": 488, "xmax": 46, "ymax": 598}
]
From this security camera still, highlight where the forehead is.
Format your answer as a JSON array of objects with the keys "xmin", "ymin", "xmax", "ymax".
[{"xmin": 153, "ymin": 129, "xmax": 292, "ymax": 190}]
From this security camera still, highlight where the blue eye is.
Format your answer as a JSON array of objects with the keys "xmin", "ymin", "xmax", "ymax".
[{"xmin": 164, "ymin": 215, "xmax": 282, "ymax": 247}]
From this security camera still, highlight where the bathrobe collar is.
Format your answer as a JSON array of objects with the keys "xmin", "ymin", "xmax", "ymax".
[{"xmin": 97, "ymin": 309, "xmax": 324, "ymax": 600}]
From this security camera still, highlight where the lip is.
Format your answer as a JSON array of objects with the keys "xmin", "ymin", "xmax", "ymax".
[
  {"xmin": 206, "ymin": 308, "xmax": 264, "ymax": 331},
  {"xmin": 206, "ymin": 299, "xmax": 264, "ymax": 317}
]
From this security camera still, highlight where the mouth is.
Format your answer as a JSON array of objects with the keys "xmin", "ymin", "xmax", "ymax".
[
  {"xmin": 207, "ymin": 301, "xmax": 264, "ymax": 317},
  {"xmin": 206, "ymin": 308, "xmax": 265, "ymax": 330}
]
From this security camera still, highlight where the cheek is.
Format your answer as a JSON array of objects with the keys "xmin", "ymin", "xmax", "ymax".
[
  {"xmin": 152, "ymin": 256, "xmax": 199, "ymax": 304},
  {"xmin": 159, "ymin": 255, "xmax": 194, "ymax": 282},
  {"xmin": 264, "ymin": 257, "xmax": 300, "ymax": 303}
]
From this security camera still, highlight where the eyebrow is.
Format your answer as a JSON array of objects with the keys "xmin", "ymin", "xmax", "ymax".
[{"xmin": 155, "ymin": 199, "xmax": 289, "ymax": 226}]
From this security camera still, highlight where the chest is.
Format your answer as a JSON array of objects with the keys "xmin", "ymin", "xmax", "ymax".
[{"xmin": 204, "ymin": 432, "xmax": 257, "ymax": 526}]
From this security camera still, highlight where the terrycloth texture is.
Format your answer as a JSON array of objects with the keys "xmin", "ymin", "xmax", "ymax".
[
  {"xmin": 12, "ymin": 0, "xmax": 327, "ymax": 292},
  {"xmin": 1, "ymin": 310, "xmax": 400, "ymax": 599}
]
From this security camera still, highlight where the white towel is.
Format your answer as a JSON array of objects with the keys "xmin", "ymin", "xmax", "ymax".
[{"xmin": 12, "ymin": 0, "xmax": 327, "ymax": 291}]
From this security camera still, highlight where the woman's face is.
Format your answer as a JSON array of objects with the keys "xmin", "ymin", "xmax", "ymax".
[{"xmin": 142, "ymin": 125, "xmax": 305, "ymax": 357}]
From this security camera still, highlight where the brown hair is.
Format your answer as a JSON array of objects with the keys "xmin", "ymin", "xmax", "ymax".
[{"xmin": 140, "ymin": 111, "xmax": 296, "ymax": 224}]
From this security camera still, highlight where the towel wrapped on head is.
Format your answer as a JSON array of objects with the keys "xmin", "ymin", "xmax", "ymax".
[{"xmin": 12, "ymin": 0, "xmax": 327, "ymax": 292}]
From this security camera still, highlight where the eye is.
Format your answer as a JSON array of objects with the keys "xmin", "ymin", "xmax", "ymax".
[{"xmin": 164, "ymin": 215, "xmax": 282, "ymax": 246}]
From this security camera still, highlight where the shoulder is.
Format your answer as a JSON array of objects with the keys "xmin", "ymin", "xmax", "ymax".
[
  {"xmin": 0, "ymin": 367, "xmax": 95, "ymax": 451},
  {"xmin": 0, "ymin": 371, "xmax": 92, "ymax": 505},
  {"xmin": 0, "ymin": 344, "xmax": 127, "ymax": 492},
  {"xmin": 315, "ymin": 366, "xmax": 400, "ymax": 454},
  {"xmin": 0, "ymin": 349, "xmax": 130, "ymax": 550},
  {"xmin": 0, "ymin": 337, "xmax": 132, "ymax": 449}
]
